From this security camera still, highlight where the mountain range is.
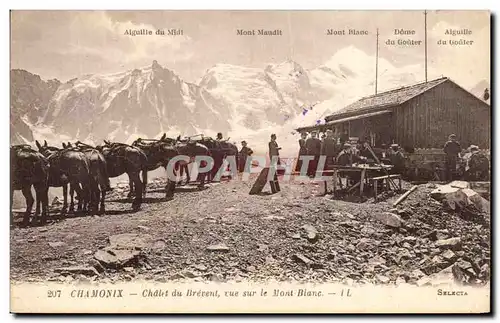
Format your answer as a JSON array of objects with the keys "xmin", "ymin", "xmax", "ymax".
[{"xmin": 10, "ymin": 46, "xmax": 490, "ymax": 155}]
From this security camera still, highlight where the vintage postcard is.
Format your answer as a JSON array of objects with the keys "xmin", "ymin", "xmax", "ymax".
[{"xmin": 10, "ymin": 10, "xmax": 491, "ymax": 314}]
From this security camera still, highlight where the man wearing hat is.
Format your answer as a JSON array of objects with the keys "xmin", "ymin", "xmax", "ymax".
[
  {"xmin": 305, "ymin": 131, "xmax": 322, "ymax": 177},
  {"xmin": 239, "ymin": 140, "xmax": 253, "ymax": 173},
  {"xmin": 269, "ymin": 134, "xmax": 282, "ymax": 166},
  {"xmin": 321, "ymin": 129, "xmax": 338, "ymax": 170},
  {"xmin": 389, "ymin": 144, "xmax": 405, "ymax": 175},
  {"xmin": 443, "ymin": 134, "xmax": 462, "ymax": 181},
  {"xmin": 295, "ymin": 132, "xmax": 309, "ymax": 172},
  {"xmin": 336, "ymin": 143, "xmax": 354, "ymax": 166},
  {"xmin": 465, "ymin": 145, "xmax": 489, "ymax": 181}
]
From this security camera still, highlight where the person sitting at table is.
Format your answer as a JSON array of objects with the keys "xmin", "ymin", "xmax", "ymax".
[
  {"xmin": 336, "ymin": 143, "xmax": 366, "ymax": 186},
  {"xmin": 358, "ymin": 140, "xmax": 374, "ymax": 163}
]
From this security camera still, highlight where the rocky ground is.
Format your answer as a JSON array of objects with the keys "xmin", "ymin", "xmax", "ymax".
[{"xmin": 10, "ymin": 174, "xmax": 490, "ymax": 286}]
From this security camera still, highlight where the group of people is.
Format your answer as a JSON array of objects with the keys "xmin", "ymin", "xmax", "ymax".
[
  {"xmin": 444, "ymin": 134, "xmax": 490, "ymax": 181},
  {"xmin": 293, "ymin": 129, "xmax": 406, "ymax": 177}
]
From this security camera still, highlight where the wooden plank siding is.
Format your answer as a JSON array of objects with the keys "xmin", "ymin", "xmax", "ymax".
[{"xmin": 394, "ymin": 80, "xmax": 490, "ymax": 149}]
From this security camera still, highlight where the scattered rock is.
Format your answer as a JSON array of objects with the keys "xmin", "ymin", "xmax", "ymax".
[
  {"xmin": 265, "ymin": 255, "xmax": 276, "ymax": 264},
  {"xmin": 293, "ymin": 254, "xmax": 312, "ymax": 265},
  {"xmin": 301, "ymin": 224, "xmax": 319, "ymax": 242},
  {"xmin": 38, "ymin": 227, "xmax": 48, "ymax": 232},
  {"xmin": 373, "ymin": 212, "xmax": 402, "ymax": 228},
  {"xmin": 356, "ymin": 238, "xmax": 372, "ymax": 250},
  {"xmin": 290, "ymin": 233, "xmax": 301, "ymax": 239},
  {"xmin": 206, "ymin": 244, "xmax": 230, "ymax": 252},
  {"xmin": 124, "ymin": 267, "xmax": 134, "ymax": 272},
  {"xmin": 48, "ymin": 241, "xmax": 66, "ymax": 248},
  {"xmin": 109, "ymin": 233, "xmax": 153, "ymax": 250},
  {"xmin": 88, "ymin": 259, "xmax": 105, "ymax": 273},
  {"xmin": 170, "ymin": 273, "xmax": 185, "ymax": 280},
  {"xmin": 416, "ymin": 275, "xmax": 431, "ymax": 286},
  {"xmin": 194, "ymin": 264, "xmax": 207, "ymax": 272},
  {"xmin": 395, "ymin": 277, "xmax": 407, "ymax": 285},
  {"xmin": 263, "ymin": 215, "xmax": 285, "ymax": 220},
  {"xmin": 376, "ymin": 274, "xmax": 390, "ymax": 283},
  {"xmin": 150, "ymin": 240, "xmax": 166, "ymax": 251},
  {"xmin": 137, "ymin": 225, "xmax": 150, "ymax": 231},
  {"xmin": 182, "ymin": 271, "xmax": 197, "ymax": 278},
  {"xmin": 436, "ymin": 237, "xmax": 462, "ymax": 250},
  {"xmin": 224, "ymin": 207, "xmax": 241, "ymax": 213},
  {"xmin": 246, "ymin": 265, "xmax": 256, "ymax": 273},
  {"xmin": 441, "ymin": 250, "xmax": 457, "ymax": 262},
  {"xmin": 55, "ymin": 266, "xmax": 99, "ymax": 276}
]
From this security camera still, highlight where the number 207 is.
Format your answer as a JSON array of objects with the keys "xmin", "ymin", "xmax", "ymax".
[{"xmin": 48, "ymin": 290, "xmax": 61, "ymax": 298}]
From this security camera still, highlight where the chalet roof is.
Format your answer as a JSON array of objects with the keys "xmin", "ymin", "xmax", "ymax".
[{"xmin": 325, "ymin": 77, "xmax": 449, "ymax": 122}]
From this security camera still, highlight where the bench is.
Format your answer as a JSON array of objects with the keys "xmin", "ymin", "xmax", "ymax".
[{"xmin": 369, "ymin": 174, "xmax": 402, "ymax": 200}]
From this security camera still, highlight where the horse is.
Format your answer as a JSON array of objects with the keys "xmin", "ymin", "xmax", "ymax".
[
  {"xmin": 96, "ymin": 140, "xmax": 148, "ymax": 210},
  {"xmin": 10, "ymin": 145, "xmax": 49, "ymax": 226},
  {"xmin": 131, "ymin": 136, "xmax": 180, "ymax": 199},
  {"xmin": 36, "ymin": 140, "xmax": 92, "ymax": 214},
  {"xmin": 67, "ymin": 142, "xmax": 111, "ymax": 214}
]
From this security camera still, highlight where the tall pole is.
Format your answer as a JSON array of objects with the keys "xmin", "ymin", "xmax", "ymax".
[
  {"xmin": 375, "ymin": 28, "xmax": 379, "ymax": 94},
  {"xmin": 424, "ymin": 10, "xmax": 428, "ymax": 82}
]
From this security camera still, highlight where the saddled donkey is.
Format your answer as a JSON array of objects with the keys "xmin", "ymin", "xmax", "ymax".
[
  {"xmin": 96, "ymin": 140, "xmax": 147, "ymax": 210},
  {"xmin": 36, "ymin": 140, "xmax": 92, "ymax": 214},
  {"xmin": 10, "ymin": 145, "xmax": 49, "ymax": 226},
  {"xmin": 154, "ymin": 134, "xmax": 212, "ymax": 187},
  {"xmin": 131, "ymin": 136, "xmax": 179, "ymax": 199},
  {"xmin": 192, "ymin": 136, "xmax": 239, "ymax": 181},
  {"xmin": 68, "ymin": 142, "xmax": 111, "ymax": 214}
]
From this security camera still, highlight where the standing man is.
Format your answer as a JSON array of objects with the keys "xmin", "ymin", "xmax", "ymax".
[
  {"xmin": 239, "ymin": 140, "xmax": 253, "ymax": 173},
  {"xmin": 443, "ymin": 134, "xmax": 462, "ymax": 181},
  {"xmin": 295, "ymin": 132, "xmax": 308, "ymax": 172},
  {"xmin": 321, "ymin": 129, "xmax": 337, "ymax": 170},
  {"xmin": 389, "ymin": 143, "xmax": 405, "ymax": 175},
  {"xmin": 306, "ymin": 131, "xmax": 322, "ymax": 177},
  {"xmin": 269, "ymin": 134, "xmax": 281, "ymax": 166}
]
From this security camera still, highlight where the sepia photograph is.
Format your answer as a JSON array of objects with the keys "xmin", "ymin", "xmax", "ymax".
[{"xmin": 9, "ymin": 9, "xmax": 491, "ymax": 313}]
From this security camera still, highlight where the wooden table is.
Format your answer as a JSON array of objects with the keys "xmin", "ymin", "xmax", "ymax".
[{"xmin": 330, "ymin": 164, "xmax": 394, "ymax": 197}]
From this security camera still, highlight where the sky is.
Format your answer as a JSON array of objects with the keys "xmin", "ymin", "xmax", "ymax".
[{"xmin": 10, "ymin": 10, "xmax": 490, "ymax": 88}]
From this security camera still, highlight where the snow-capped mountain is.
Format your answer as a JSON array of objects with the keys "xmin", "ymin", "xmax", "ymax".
[
  {"xmin": 10, "ymin": 69, "xmax": 61, "ymax": 144},
  {"xmin": 198, "ymin": 60, "xmax": 317, "ymax": 136},
  {"xmin": 42, "ymin": 60, "xmax": 232, "ymax": 144}
]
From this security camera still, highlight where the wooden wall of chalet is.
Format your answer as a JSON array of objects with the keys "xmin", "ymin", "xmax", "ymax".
[{"xmin": 394, "ymin": 80, "xmax": 491, "ymax": 149}]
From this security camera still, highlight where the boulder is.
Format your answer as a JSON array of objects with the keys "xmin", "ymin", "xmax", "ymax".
[
  {"xmin": 94, "ymin": 247, "xmax": 141, "ymax": 269},
  {"xmin": 430, "ymin": 185, "xmax": 490, "ymax": 214}
]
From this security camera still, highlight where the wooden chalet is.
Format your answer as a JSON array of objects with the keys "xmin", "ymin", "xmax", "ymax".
[{"xmin": 297, "ymin": 77, "xmax": 491, "ymax": 150}]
